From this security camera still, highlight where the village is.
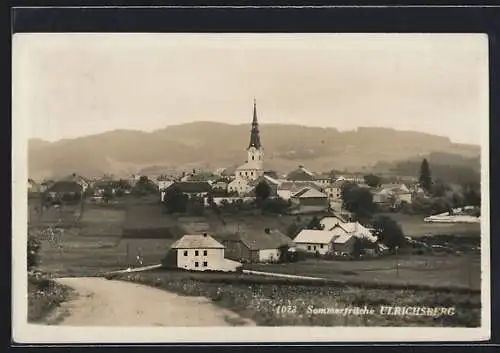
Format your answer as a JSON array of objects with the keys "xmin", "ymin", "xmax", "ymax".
[{"xmin": 28, "ymin": 101, "xmax": 481, "ymax": 279}]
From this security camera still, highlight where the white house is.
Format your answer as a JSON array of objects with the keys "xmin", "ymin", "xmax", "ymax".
[
  {"xmin": 293, "ymin": 229, "xmax": 339, "ymax": 255},
  {"xmin": 162, "ymin": 234, "xmax": 242, "ymax": 272}
]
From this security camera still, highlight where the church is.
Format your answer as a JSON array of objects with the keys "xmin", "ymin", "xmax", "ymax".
[{"xmin": 228, "ymin": 100, "xmax": 265, "ymax": 195}]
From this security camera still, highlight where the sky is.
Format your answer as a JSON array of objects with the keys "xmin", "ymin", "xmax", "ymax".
[{"xmin": 13, "ymin": 33, "xmax": 488, "ymax": 145}]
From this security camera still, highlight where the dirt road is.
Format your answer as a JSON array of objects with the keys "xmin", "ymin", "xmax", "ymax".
[{"xmin": 47, "ymin": 277, "xmax": 255, "ymax": 327}]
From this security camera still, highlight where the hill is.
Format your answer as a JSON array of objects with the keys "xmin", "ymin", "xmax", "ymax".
[
  {"xmin": 373, "ymin": 152, "xmax": 481, "ymax": 184},
  {"xmin": 28, "ymin": 123, "xmax": 480, "ymax": 179}
]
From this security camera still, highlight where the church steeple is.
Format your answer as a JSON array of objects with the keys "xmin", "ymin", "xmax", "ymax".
[{"xmin": 248, "ymin": 99, "xmax": 262, "ymax": 149}]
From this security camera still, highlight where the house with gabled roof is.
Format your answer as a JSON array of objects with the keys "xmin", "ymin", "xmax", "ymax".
[
  {"xmin": 216, "ymin": 228, "xmax": 295, "ymax": 263},
  {"xmin": 277, "ymin": 181, "xmax": 322, "ymax": 201},
  {"xmin": 286, "ymin": 165, "xmax": 316, "ymax": 182},
  {"xmin": 289, "ymin": 187, "xmax": 330, "ymax": 214},
  {"xmin": 319, "ymin": 214, "xmax": 348, "ymax": 231},
  {"xmin": 162, "ymin": 233, "xmax": 242, "ymax": 272},
  {"xmin": 166, "ymin": 181, "xmax": 212, "ymax": 196},
  {"xmin": 293, "ymin": 229, "xmax": 338, "ymax": 255}
]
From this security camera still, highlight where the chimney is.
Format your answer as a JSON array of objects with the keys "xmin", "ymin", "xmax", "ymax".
[{"xmin": 264, "ymin": 228, "xmax": 270, "ymax": 234}]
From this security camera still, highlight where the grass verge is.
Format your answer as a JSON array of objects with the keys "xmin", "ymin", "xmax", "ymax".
[
  {"xmin": 114, "ymin": 269, "xmax": 481, "ymax": 327},
  {"xmin": 27, "ymin": 274, "xmax": 73, "ymax": 323}
]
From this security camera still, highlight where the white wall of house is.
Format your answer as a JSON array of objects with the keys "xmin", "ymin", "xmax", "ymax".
[
  {"xmin": 258, "ymin": 249, "xmax": 281, "ymax": 263},
  {"xmin": 176, "ymin": 248, "xmax": 225, "ymax": 271},
  {"xmin": 228, "ymin": 179, "xmax": 252, "ymax": 195},
  {"xmin": 203, "ymin": 197, "xmax": 255, "ymax": 206},
  {"xmin": 295, "ymin": 242, "xmax": 331, "ymax": 255}
]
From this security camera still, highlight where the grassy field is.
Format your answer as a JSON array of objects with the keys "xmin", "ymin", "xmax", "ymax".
[
  {"xmin": 377, "ymin": 213, "xmax": 481, "ymax": 238},
  {"xmin": 116, "ymin": 269, "xmax": 480, "ymax": 327},
  {"xmin": 246, "ymin": 254, "xmax": 481, "ymax": 290},
  {"xmin": 30, "ymin": 197, "xmax": 175, "ymax": 276}
]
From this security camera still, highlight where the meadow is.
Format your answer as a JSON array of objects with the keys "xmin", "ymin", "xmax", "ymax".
[
  {"xmin": 30, "ymin": 197, "xmax": 175, "ymax": 276},
  {"xmin": 246, "ymin": 254, "xmax": 481, "ymax": 290}
]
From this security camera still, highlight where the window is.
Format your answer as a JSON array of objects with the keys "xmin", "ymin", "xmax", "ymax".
[
  {"xmin": 203, "ymin": 261, "xmax": 208, "ymax": 267},
  {"xmin": 320, "ymin": 244, "xmax": 324, "ymax": 249},
  {"xmin": 245, "ymin": 172, "xmax": 248, "ymax": 176},
  {"xmin": 313, "ymin": 246, "xmax": 317, "ymax": 250},
  {"xmin": 195, "ymin": 262, "xmax": 199, "ymax": 267},
  {"xmin": 195, "ymin": 250, "xmax": 199, "ymax": 256},
  {"xmin": 203, "ymin": 250, "xmax": 207, "ymax": 256},
  {"xmin": 307, "ymin": 245, "xmax": 311, "ymax": 251},
  {"xmin": 251, "ymin": 171, "xmax": 254, "ymax": 176},
  {"xmin": 252, "ymin": 156, "xmax": 254, "ymax": 160},
  {"xmin": 183, "ymin": 251, "xmax": 188, "ymax": 256}
]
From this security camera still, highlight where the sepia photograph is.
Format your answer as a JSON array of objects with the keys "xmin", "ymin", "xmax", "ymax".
[{"xmin": 12, "ymin": 32, "xmax": 490, "ymax": 343}]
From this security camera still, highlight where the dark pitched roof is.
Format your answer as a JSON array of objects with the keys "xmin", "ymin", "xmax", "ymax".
[
  {"xmin": 46, "ymin": 181, "xmax": 83, "ymax": 193},
  {"xmin": 169, "ymin": 181, "xmax": 212, "ymax": 193},
  {"xmin": 286, "ymin": 166, "xmax": 316, "ymax": 181},
  {"xmin": 218, "ymin": 228, "xmax": 294, "ymax": 250}
]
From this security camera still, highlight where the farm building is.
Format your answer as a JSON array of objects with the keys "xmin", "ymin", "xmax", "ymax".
[
  {"xmin": 60, "ymin": 173, "xmax": 90, "ymax": 193},
  {"xmin": 44, "ymin": 180, "xmax": 83, "ymax": 201},
  {"xmin": 293, "ymin": 229, "xmax": 338, "ymax": 255},
  {"xmin": 277, "ymin": 181, "xmax": 322, "ymax": 201},
  {"xmin": 331, "ymin": 222, "xmax": 378, "ymax": 242},
  {"xmin": 215, "ymin": 228, "xmax": 295, "ymax": 263},
  {"xmin": 162, "ymin": 233, "xmax": 242, "ymax": 272},
  {"xmin": 294, "ymin": 222, "xmax": 377, "ymax": 256},
  {"xmin": 330, "ymin": 232, "xmax": 356, "ymax": 255},
  {"xmin": 372, "ymin": 184, "xmax": 413, "ymax": 206},
  {"xmin": 162, "ymin": 181, "xmax": 212, "ymax": 201},
  {"xmin": 319, "ymin": 214, "xmax": 348, "ymax": 230},
  {"xmin": 289, "ymin": 187, "xmax": 330, "ymax": 214}
]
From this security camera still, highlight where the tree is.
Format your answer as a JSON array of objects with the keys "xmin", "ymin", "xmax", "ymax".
[
  {"xmin": 372, "ymin": 215, "xmax": 405, "ymax": 252},
  {"xmin": 341, "ymin": 183, "xmax": 376, "ymax": 220},
  {"xmin": 255, "ymin": 181, "xmax": 271, "ymax": 201},
  {"xmin": 163, "ymin": 185, "xmax": 188, "ymax": 213},
  {"xmin": 261, "ymin": 198, "xmax": 290, "ymax": 214},
  {"xmin": 432, "ymin": 180, "xmax": 450, "ymax": 198},
  {"xmin": 363, "ymin": 174, "xmax": 382, "ymax": 188},
  {"xmin": 133, "ymin": 176, "xmax": 158, "ymax": 195},
  {"xmin": 307, "ymin": 216, "xmax": 324, "ymax": 230},
  {"xmin": 463, "ymin": 182, "xmax": 481, "ymax": 206},
  {"xmin": 187, "ymin": 195, "xmax": 205, "ymax": 216},
  {"xmin": 419, "ymin": 159, "xmax": 433, "ymax": 194}
]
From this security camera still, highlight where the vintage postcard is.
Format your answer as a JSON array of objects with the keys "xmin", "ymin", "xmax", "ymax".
[{"xmin": 12, "ymin": 33, "xmax": 490, "ymax": 343}]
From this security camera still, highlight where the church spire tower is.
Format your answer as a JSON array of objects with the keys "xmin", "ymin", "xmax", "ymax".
[
  {"xmin": 248, "ymin": 98, "xmax": 262, "ymax": 149},
  {"xmin": 246, "ymin": 99, "xmax": 264, "ymax": 167}
]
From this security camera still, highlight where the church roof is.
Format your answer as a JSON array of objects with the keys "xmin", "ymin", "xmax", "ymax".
[
  {"xmin": 248, "ymin": 99, "xmax": 262, "ymax": 149},
  {"xmin": 236, "ymin": 160, "xmax": 263, "ymax": 171}
]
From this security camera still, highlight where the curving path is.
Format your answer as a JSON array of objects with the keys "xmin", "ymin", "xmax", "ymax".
[{"xmin": 47, "ymin": 277, "xmax": 255, "ymax": 327}]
